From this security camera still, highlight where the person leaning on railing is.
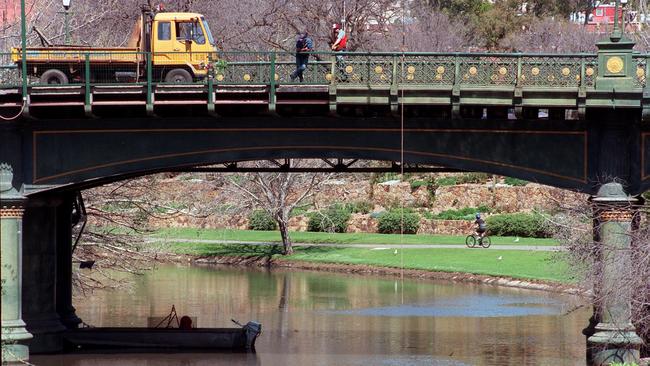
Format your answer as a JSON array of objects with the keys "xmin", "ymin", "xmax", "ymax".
[
  {"xmin": 330, "ymin": 24, "xmax": 348, "ymax": 81},
  {"xmin": 290, "ymin": 31, "xmax": 314, "ymax": 83}
]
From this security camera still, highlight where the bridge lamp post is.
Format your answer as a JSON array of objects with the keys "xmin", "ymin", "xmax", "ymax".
[
  {"xmin": 20, "ymin": 0, "xmax": 27, "ymax": 99},
  {"xmin": 61, "ymin": 0, "xmax": 72, "ymax": 45}
]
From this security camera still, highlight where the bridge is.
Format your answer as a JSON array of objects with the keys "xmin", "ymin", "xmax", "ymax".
[{"xmin": 0, "ymin": 14, "xmax": 648, "ymax": 365}]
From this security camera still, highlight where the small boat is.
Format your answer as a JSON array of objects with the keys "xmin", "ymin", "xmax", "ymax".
[{"xmin": 63, "ymin": 321, "xmax": 262, "ymax": 351}]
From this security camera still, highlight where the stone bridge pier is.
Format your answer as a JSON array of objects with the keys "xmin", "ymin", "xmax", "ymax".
[
  {"xmin": 585, "ymin": 183, "xmax": 644, "ymax": 365},
  {"xmin": 1, "ymin": 165, "xmax": 80, "ymax": 363}
]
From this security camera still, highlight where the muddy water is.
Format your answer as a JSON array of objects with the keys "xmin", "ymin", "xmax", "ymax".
[{"xmin": 32, "ymin": 264, "xmax": 590, "ymax": 366}]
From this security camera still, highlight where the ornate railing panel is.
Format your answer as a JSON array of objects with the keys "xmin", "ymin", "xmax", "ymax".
[
  {"xmin": 633, "ymin": 54, "xmax": 648, "ymax": 88},
  {"xmin": 400, "ymin": 55, "xmax": 456, "ymax": 86},
  {"xmin": 458, "ymin": 55, "xmax": 518, "ymax": 87},
  {"xmin": 11, "ymin": 50, "xmax": 650, "ymax": 93},
  {"xmin": 519, "ymin": 56, "xmax": 583, "ymax": 88}
]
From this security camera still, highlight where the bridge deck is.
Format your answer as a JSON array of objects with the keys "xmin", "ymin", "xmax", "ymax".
[{"xmin": 1, "ymin": 51, "xmax": 649, "ymax": 119}]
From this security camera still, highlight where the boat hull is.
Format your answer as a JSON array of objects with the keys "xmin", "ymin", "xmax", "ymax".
[{"xmin": 64, "ymin": 323, "xmax": 261, "ymax": 352}]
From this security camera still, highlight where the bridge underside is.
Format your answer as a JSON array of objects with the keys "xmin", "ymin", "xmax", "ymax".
[{"xmin": 0, "ymin": 109, "xmax": 647, "ymax": 196}]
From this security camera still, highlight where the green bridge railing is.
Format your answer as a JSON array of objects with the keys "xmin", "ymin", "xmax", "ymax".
[{"xmin": 1, "ymin": 50, "xmax": 648, "ymax": 91}]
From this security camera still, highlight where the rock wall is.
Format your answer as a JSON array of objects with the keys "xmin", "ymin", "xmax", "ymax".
[
  {"xmin": 140, "ymin": 176, "xmax": 587, "ymax": 235},
  {"xmin": 433, "ymin": 183, "xmax": 587, "ymax": 214},
  {"xmin": 149, "ymin": 213, "xmax": 474, "ymax": 236},
  {"xmin": 418, "ymin": 219, "xmax": 475, "ymax": 235}
]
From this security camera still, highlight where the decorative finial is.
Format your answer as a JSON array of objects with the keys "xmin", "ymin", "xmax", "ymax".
[
  {"xmin": 611, "ymin": 0, "xmax": 622, "ymax": 42},
  {"xmin": 0, "ymin": 163, "xmax": 14, "ymax": 192}
]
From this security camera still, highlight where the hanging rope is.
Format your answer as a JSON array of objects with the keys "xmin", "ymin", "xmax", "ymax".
[
  {"xmin": 0, "ymin": 100, "xmax": 25, "ymax": 121},
  {"xmin": 397, "ymin": 0, "xmax": 406, "ymax": 305}
]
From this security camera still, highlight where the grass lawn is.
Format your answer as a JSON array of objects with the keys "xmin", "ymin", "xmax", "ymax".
[
  {"xmin": 166, "ymin": 242, "xmax": 572, "ymax": 283},
  {"xmin": 153, "ymin": 228, "xmax": 559, "ymax": 246}
]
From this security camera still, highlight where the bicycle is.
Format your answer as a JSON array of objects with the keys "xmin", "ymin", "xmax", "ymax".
[{"xmin": 465, "ymin": 233, "xmax": 491, "ymax": 248}]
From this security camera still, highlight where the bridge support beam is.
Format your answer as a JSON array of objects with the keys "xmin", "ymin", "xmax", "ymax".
[
  {"xmin": 21, "ymin": 195, "xmax": 67, "ymax": 353},
  {"xmin": 55, "ymin": 195, "xmax": 81, "ymax": 330},
  {"xmin": 587, "ymin": 182, "xmax": 643, "ymax": 365},
  {"xmin": 1, "ymin": 164, "xmax": 32, "ymax": 363}
]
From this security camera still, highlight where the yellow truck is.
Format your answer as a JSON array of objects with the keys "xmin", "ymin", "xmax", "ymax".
[{"xmin": 11, "ymin": 7, "xmax": 217, "ymax": 84}]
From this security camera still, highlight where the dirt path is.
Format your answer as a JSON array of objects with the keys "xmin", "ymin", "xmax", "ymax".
[{"xmin": 147, "ymin": 237, "xmax": 564, "ymax": 252}]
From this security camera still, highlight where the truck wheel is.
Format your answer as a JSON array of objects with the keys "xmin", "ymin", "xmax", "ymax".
[
  {"xmin": 164, "ymin": 69, "xmax": 192, "ymax": 83},
  {"xmin": 40, "ymin": 69, "xmax": 69, "ymax": 85}
]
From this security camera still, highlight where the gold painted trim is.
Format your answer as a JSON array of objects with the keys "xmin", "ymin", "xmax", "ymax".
[
  {"xmin": 606, "ymin": 56, "xmax": 624, "ymax": 74},
  {"xmin": 599, "ymin": 209, "xmax": 633, "ymax": 222},
  {"xmin": 0, "ymin": 208, "xmax": 24, "ymax": 218}
]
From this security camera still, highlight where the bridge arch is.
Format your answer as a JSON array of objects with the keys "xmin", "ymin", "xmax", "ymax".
[{"xmin": 9, "ymin": 115, "xmax": 602, "ymax": 195}]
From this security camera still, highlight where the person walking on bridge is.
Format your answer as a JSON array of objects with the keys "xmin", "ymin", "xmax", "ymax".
[
  {"xmin": 290, "ymin": 31, "xmax": 314, "ymax": 82},
  {"xmin": 330, "ymin": 23, "xmax": 348, "ymax": 81}
]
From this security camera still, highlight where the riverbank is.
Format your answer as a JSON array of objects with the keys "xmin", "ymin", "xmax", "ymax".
[
  {"xmin": 153, "ymin": 228, "xmax": 559, "ymax": 246},
  {"xmin": 191, "ymin": 253, "xmax": 581, "ymax": 295},
  {"xmin": 153, "ymin": 228, "xmax": 576, "ymax": 291}
]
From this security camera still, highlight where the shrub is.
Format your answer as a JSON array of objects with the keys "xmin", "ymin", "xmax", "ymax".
[
  {"xmin": 458, "ymin": 172, "xmax": 490, "ymax": 184},
  {"xmin": 371, "ymin": 172, "xmax": 403, "ymax": 185},
  {"xmin": 290, "ymin": 204, "xmax": 312, "ymax": 217},
  {"xmin": 307, "ymin": 206, "xmax": 351, "ymax": 233},
  {"xmin": 504, "ymin": 177, "xmax": 529, "ymax": 186},
  {"xmin": 435, "ymin": 205, "xmax": 491, "ymax": 220},
  {"xmin": 344, "ymin": 200, "xmax": 373, "ymax": 214},
  {"xmin": 436, "ymin": 173, "xmax": 491, "ymax": 186},
  {"xmin": 377, "ymin": 209, "xmax": 420, "ymax": 234},
  {"xmin": 248, "ymin": 210, "xmax": 277, "ymax": 231},
  {"xmin": 486, "ymin": 213, "xmax": 551, "ymax": 238},
  {"xmin": 410, "ymin": 180, "xmax": 428, "ymax": 190},
  {"xmin": 435, "ymin": 176, "xmax": 458, "ymax": 186}
]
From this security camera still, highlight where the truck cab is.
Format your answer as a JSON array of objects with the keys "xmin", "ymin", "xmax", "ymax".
[
  {"xmin": 150, "ymin": 12, "xmax": 217, "ymax": 82},
  {"xmin": 10, "ymin": 9, "xmax": 219, "ymax": 84}
]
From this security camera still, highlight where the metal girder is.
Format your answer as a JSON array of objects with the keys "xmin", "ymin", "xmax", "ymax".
[{"xmin": 170, "ymin": 160, "xmax": 464, "ymax": 173}]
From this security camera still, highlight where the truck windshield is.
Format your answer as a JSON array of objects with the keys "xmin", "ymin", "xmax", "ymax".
[
  {"xmin": 176, "ymin": 21, "xmax": 205, "ymax": 44},
  {"xmin": 201, "ymin": 17, "xmax": 215, "ymax": 46}
]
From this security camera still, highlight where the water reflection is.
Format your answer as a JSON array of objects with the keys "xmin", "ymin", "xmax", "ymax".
[
  {"xmin": 32, "ymin": 264, "xmax": 589, "ymax": 366},
  {"xmin": 330, "ymin": 294, "xmax": 563, "ymax": 317}
]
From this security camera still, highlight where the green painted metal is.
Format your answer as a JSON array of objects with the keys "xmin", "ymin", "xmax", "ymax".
[
  {"xmin": 63, "ymin": 9, "xmax": 70, "ymax": 45},
  {"xmin": 587, "ymin": 182, "xmax": 643, "ymax": 366},
  {"xmin": 207, "ymin": 54, "xmax": 215, "ymax": 115},
  {"xmin": 146, "ymin": 52, "xmax": 153, "ymax": 115},
  {"xmin": 0, "ymin": 163, "xmax": 32, "ymax": 364},
  {"xmin": 84, "ymin": 53, "xmax": 90, "ymax": 115},
  {"xmin": 595, "ymin": 0, "xmax": 637, "ymax": 91},
  {"xmin": 20, "ymin": 0, "xmax": 26, "ymax": 99},
  {"xmin": 269, "ymin": 52, "xmax": 276, "ymax": 113},
  {"xmin": 3, "ymin": 48, "xmax": 650, "ymax": 113}
]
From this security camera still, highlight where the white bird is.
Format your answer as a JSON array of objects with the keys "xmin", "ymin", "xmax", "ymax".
[
  {"xmin": 514, "ymin": 237, "xmax": 520, "ymax": 242},
  {"xmin": 394, "ymin": 249, "xmax": 398, "ymax": 255},
  {"xmin": 497, "ymin": 256, "xmax": 503, "ymax": 261}
]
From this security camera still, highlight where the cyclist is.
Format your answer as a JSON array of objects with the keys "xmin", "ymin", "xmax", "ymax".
[{"xmin": 474, "ymin": 213, "xmax": 487, "ymax": 242}]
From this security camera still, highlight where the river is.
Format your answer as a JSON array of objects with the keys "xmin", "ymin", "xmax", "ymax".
[{"xmin": 32, "ymin": 264, "xmax": 590, "ymax": 366}]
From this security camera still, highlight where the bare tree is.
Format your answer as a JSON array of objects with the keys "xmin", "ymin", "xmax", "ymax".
[
  {"xmin": 501, "ymin": 17, "xmax": 600, "ymax": 53},
  {"xmin": 377, "ymin": 10, "xmax": 473, "ymax": 52},
  {"xmin": 225, "ymin": 160, "xmax": 332, "ymax": 255},
  {"xmin": 74, "ymin": 174, "xmax": 213, "ymax": 293}
]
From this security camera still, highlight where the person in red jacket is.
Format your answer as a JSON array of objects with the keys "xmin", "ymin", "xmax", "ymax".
[
  {"xmin": 330, "ymin": 24, "xmax": 348, "ymax": 81},
  {"xmin": 331, "ymin": 23, "xmax": 347, "ymax": 52}
]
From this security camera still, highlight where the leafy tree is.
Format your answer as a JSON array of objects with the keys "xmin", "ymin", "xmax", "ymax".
[{"xmin": 476, "ymin": 0, "xmax": 529, "ymax": 49}]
